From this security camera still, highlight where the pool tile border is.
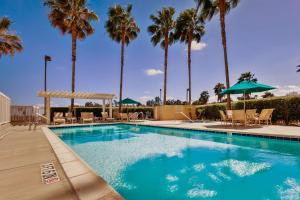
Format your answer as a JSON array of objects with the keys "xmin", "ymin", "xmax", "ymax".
[
  {"xmin": 41, "ymin": 127, "xmax": 124, "ymax": 200},
  {"xmin": 130, "ymin": 123, "xmax": 300, "ymax": 142}
]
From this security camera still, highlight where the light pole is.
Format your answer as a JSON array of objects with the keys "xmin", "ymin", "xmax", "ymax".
[
  {"xmin": 186, "ymin": 89, "xmax": 190, "ymax": 103},
  {"xmin": 44, "ymin": 55, "xmax": 52, "ymax": 115},
  {"xmin": 159, "ymin": 89, "xmax": 162, "ymax": 105}
]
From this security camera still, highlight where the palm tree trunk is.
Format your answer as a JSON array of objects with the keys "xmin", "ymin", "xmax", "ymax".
[
  {"xmin": 163, "ymin": 33, "xmax": 169, "ymax": 105},
  {"xmin": 188, "ymin": 38, "xmax": 192, "ymax": 105},
  {"xmin": 218, "ymin": 0, "xmax": 231, "ymax": 110},
  {"xmin": 71, "ymin": 28, "xmax": 77, "ymax": 112},
  {"xmin": 119, "ymin": 30, "xmax": 125, "ymax": 113}
]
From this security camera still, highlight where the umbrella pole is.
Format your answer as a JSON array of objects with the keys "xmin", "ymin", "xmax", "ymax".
[{"xmin": 244, "ymin": 91, "xmax": 246, "ymax": 127}]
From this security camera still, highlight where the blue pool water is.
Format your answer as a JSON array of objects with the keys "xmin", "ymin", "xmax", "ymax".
[{"xmin": 51, "ymin": 124, "xmax": 300, "ymax": 200}]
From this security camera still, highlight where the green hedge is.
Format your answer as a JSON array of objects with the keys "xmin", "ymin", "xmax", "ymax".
[{"xmin": 196, "ymin": 96, "xmax": 300, "ymax": 124}]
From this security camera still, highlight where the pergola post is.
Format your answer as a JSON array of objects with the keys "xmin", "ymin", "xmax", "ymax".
[
  {"xmin": 102, "ymin": 99, "xmax": 106, "ymax": 114},
  {"xmin": 45, "ymin": 97, "xmax": 51, "ymax": 124},
  {"xmin": 109, "ymin": 99, "xmax": 113, "ymax": 118}
]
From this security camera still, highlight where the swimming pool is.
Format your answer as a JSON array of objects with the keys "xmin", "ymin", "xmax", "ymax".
[{"xmin": 51, "ymin": 124, "xmax": 300, "ymax": 200}]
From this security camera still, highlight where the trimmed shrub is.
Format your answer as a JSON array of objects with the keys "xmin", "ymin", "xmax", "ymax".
[{"xmin": 196, "ymin": 96, "xmax": 300, "ymax": 124}]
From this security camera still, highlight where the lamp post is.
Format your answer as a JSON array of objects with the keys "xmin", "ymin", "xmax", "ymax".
[
  {"xmin": 159, "ymin": 89, "xmax": 162, "ymax": 105},
  {"xmin": 44, "ymin": 55, "xmax": 52, "ymax": 115}
]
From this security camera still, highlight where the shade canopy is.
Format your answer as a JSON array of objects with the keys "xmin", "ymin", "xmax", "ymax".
[
  {"xmin": 120, "ymin": 98, "xmax": 141, "ymax": 105},
  {"xmin": 221, "ymin": 81, "xmax": 276, "ymax": 95}
]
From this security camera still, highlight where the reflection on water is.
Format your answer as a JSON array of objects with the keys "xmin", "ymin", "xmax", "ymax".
[{"xmin": 52, "ymin": 124, "xmax": 300, "ymax": 200}]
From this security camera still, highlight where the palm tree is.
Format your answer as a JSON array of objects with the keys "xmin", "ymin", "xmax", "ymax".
[
  {"xmin": 0, "ymin": 17, "xmax": 23, "ymax": 58},
  {"xmin": 105, "ymin": 4, "xmax": 140, "ymax": 113},
  {"xmin": 196, "ymin": 0, "xmax": 240, "ymax": 109},
  {"xmin": 214, "ymin": 82, "xmax": 225, "ymax": 102},
  {"xmin": 174, "ymin": 9, "xmax": 205, "ymax": 105},
  {"xmin": 44, "ymin": 0, "xmax": 98, "ymax": 111},
  {"xmin": 297, "ymin": 65, "xmax": 300, "ymax": 72},
  {"xmin": 148, "ymin": 7, "xmax": 176, "ymax": 105},
  {"xmin": 237, "ymin": 71, "xmax": 257, "ymax": 83}
]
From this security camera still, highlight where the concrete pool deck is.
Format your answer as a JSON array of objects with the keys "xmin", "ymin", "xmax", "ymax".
[
  {"xmin": 0, "ymin": 124, "xmax": 122, "ymax": 200},
  {"xmin": 136, "ymin": 120, "xmax": 300, "ymax": 139},
  {"xmin": 1, "ymin": 121, "xmax": 300, "ymax": 199}
]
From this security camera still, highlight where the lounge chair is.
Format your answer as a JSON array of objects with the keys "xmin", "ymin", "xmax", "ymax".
[
  {"xmin": 219, "ymin": 110, "xmax": 230, "ymax": 125},
  {"xmin": 119, "ymin": 113, "xmax": 128, "ymax": 121},
  {"xmin": 256, "ymin": 109, "xmax": 274, "ymax": 125},
  {"xmin": 246, "ymin": 109, "xmax": 257, "ymax": 125},
  {"xmin": 226, "ymin": 110, "xmax": 233, "ymax": 120},
  {"xmin": 101, "ymin": 112, "xmax": 114, "ymax": 121},
  {"xmin": 232, "ymin": 110, "xmax": 246, "ymax": 126},
  {"xmin": 53, "ymin": 112, "xmax": 65, "ymax": 125},
  {"xmin": 128, "ymin": 112, "xmax": 139, "ymax": 121},
  {"xmin": 65, "ymin": 112, "xmax": 77, "ymax": 124},
  {"xmin": 80, "ymin": 112, "xmax": 94, "ymax": 124}
]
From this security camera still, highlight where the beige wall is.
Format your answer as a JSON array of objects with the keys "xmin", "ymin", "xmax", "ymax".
[
  {"xmin": 154, "ymin": 105, "xmax": 197, "ymax": 121},
  {"xmin": 0, "ymin": 92, "xmax": 11, "ymax": 125}
]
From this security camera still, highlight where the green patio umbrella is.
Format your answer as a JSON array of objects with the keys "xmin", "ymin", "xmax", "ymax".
[
  {"xmin": 221, "ymin": 80, "xmax": 276, "ymax": 111},
  {"xmin": 120, "ymin": 98, "xmax": 141, "ymax": 105}
]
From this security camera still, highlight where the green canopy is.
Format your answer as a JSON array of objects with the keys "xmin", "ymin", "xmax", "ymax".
[
  {"xmin": 221, "ymin": 80, "xmax": 276, "ymax": 95},
  {"xmin": 221, "ymin": 81, "xmax": 276, "ymax": 124},
  {"xmin": 120, "ymin": 98, "xmax": 141, "ymax": 105}
]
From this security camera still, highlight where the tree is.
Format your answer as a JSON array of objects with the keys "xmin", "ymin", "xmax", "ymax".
[
  {"xmin": 237, "ymin": 71, "xmax": 258, "ymax": 83},
  {"xmin": 106, "ymin": 4, "xmax": 140, "ymax": 113},
  {"xmin": 148, "ymin": 7, "xmax": 176, "ymax": 105},
  {"xmin": 297, "ymin": 65, "xmax": 300, "ymax": 72},
  {"xmin": 196, "ymin": 0, "xmax": 240, "ymax": 110},
  {"xmin": 198, "ymin": 91, "xmax": 210, "ymax": 105},
  {"xmin": 44, "ymin": 0, "xmax": 98, "ymax": 112},
  {"xmin": 262, "ymin": 92, "xmax": 274, "ymax": 99},
  {"xmin": 0, "ymin": 17, "xmax": 23, "ymax": 58},
  {"xmin": 214, "ymin": 83, "xmax": 225, "ymax": 102},
  {"xmin": 174, "ymin": 8, "xmax": 205, "ymax": 105}
]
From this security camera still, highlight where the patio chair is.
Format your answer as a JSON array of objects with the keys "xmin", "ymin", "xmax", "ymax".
[
  {"xmin": 65, "ymin": 112, "xmax": 77, "ymax": 124},
  {"xmin": 231, "ymin": 110, "xmax": 246, "ymax": 126},
  {"xmin": 53, "ymin": 112, "xmax": 66, "ymax": 125},
  {"xmin": 119, "ymin": 113, "xmax": 128, "ymax": 121},
  {"xmin": 80, "ymin": 112, "xmax": 94, "ymax": 124},
  {"xmin": 226, "ymin": 110, "xmax": 233, "ymax": 120},
  {"xmin": 219, "ymin": 110, "xmax": 230, "ymax": 125},
  {"xmin": 246, "ymin": 109, "xmax": 257, "ymax": 125},
  {"xmin": 101, "ymin": 112, "xmax": 114, "ymax": 121},
  {"xmin": 256, "ymin": 109, "xmax": 274, "ymax": 125},
  {"xmin": 129, "ymin": 112, "xmax": 139, "ymax": 121}
]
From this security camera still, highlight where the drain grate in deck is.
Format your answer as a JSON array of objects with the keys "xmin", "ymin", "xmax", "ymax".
[{"xmin": 40, "ymin": 162, "xmax": 60, "ymax": 184}]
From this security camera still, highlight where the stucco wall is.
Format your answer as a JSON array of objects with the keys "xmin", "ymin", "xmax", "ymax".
[
  {"xmin": 154, "ymin": 105, "xmax": 197, "ymax": 121},
  {"xmin": 0, "ymin": 92, "xmax": 11, "ymax": 125}
]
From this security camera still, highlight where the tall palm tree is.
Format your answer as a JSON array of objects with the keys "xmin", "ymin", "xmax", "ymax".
[
  {"xmin": 197, "ymin": 0, "xmax": 240, "ymax": 109},
  {"xmin": 148, "ymin": 7, "xmax": 176, "ymax": 105},
  {"xmin": 0, "ymin": 17, "xmax": 23, "ymax": 58},
  {"xmin": 174, "ymin": 8, "xmax": 205, "ymax": 104},
  {"xmin": 44, "ymin": 0, "xmax": 98, "ymax": 111},
  {"xmin": 105, "ymin": 4, "xmax": 140, "ymax": 113},
  {"xmin": 213, "ymin": 82, "xmax": 225, "ymax": 102}
]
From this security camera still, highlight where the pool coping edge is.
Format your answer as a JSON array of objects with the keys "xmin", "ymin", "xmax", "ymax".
[{"xmin": 41, "ymin": 126, "xmax": 124, "ymax": 200}]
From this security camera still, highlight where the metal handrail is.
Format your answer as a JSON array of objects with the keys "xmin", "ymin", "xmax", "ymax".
[{"xmin": 177, "ymin": 112, "xmax": 194, "ymax": 123}]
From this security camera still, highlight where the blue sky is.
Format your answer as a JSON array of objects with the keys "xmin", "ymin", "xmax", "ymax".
[{"xmin": 1, "ymin": 0, "xmax": 300, "ymax": 105}]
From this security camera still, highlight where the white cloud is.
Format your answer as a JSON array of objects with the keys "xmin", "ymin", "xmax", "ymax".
[
  {"xmin": 139, "ymin": 96, "xmax": 153, "ymax": 102},
  {"xmin": 191, "ymin": 41, "xmax": 207, "ymax": 51},
  {"xmin": 145, "ymin": 69, "xmax": 163, "ymax": 76},
  {"xmin": 272, "ymin": 85, "xmax": 300, "ymax": 97}
]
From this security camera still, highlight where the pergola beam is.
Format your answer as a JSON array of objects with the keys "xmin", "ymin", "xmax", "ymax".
[{"xmin": 37, "ymin": 91, "xmax": 115, "ymax": 124}]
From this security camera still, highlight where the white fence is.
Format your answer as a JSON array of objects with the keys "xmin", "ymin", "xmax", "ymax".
[
  {"xmin": 0, "ymin": 92, "xmax": 11, "ymax": 125},
  {"xmin": 11, "ymin": 105, "xmax": 40, "ymax": 123}
]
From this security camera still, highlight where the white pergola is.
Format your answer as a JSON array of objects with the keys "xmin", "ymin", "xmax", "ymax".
[{"xmin": 38, "ymin": 91, "xmax": 115, "ymax": 124}]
